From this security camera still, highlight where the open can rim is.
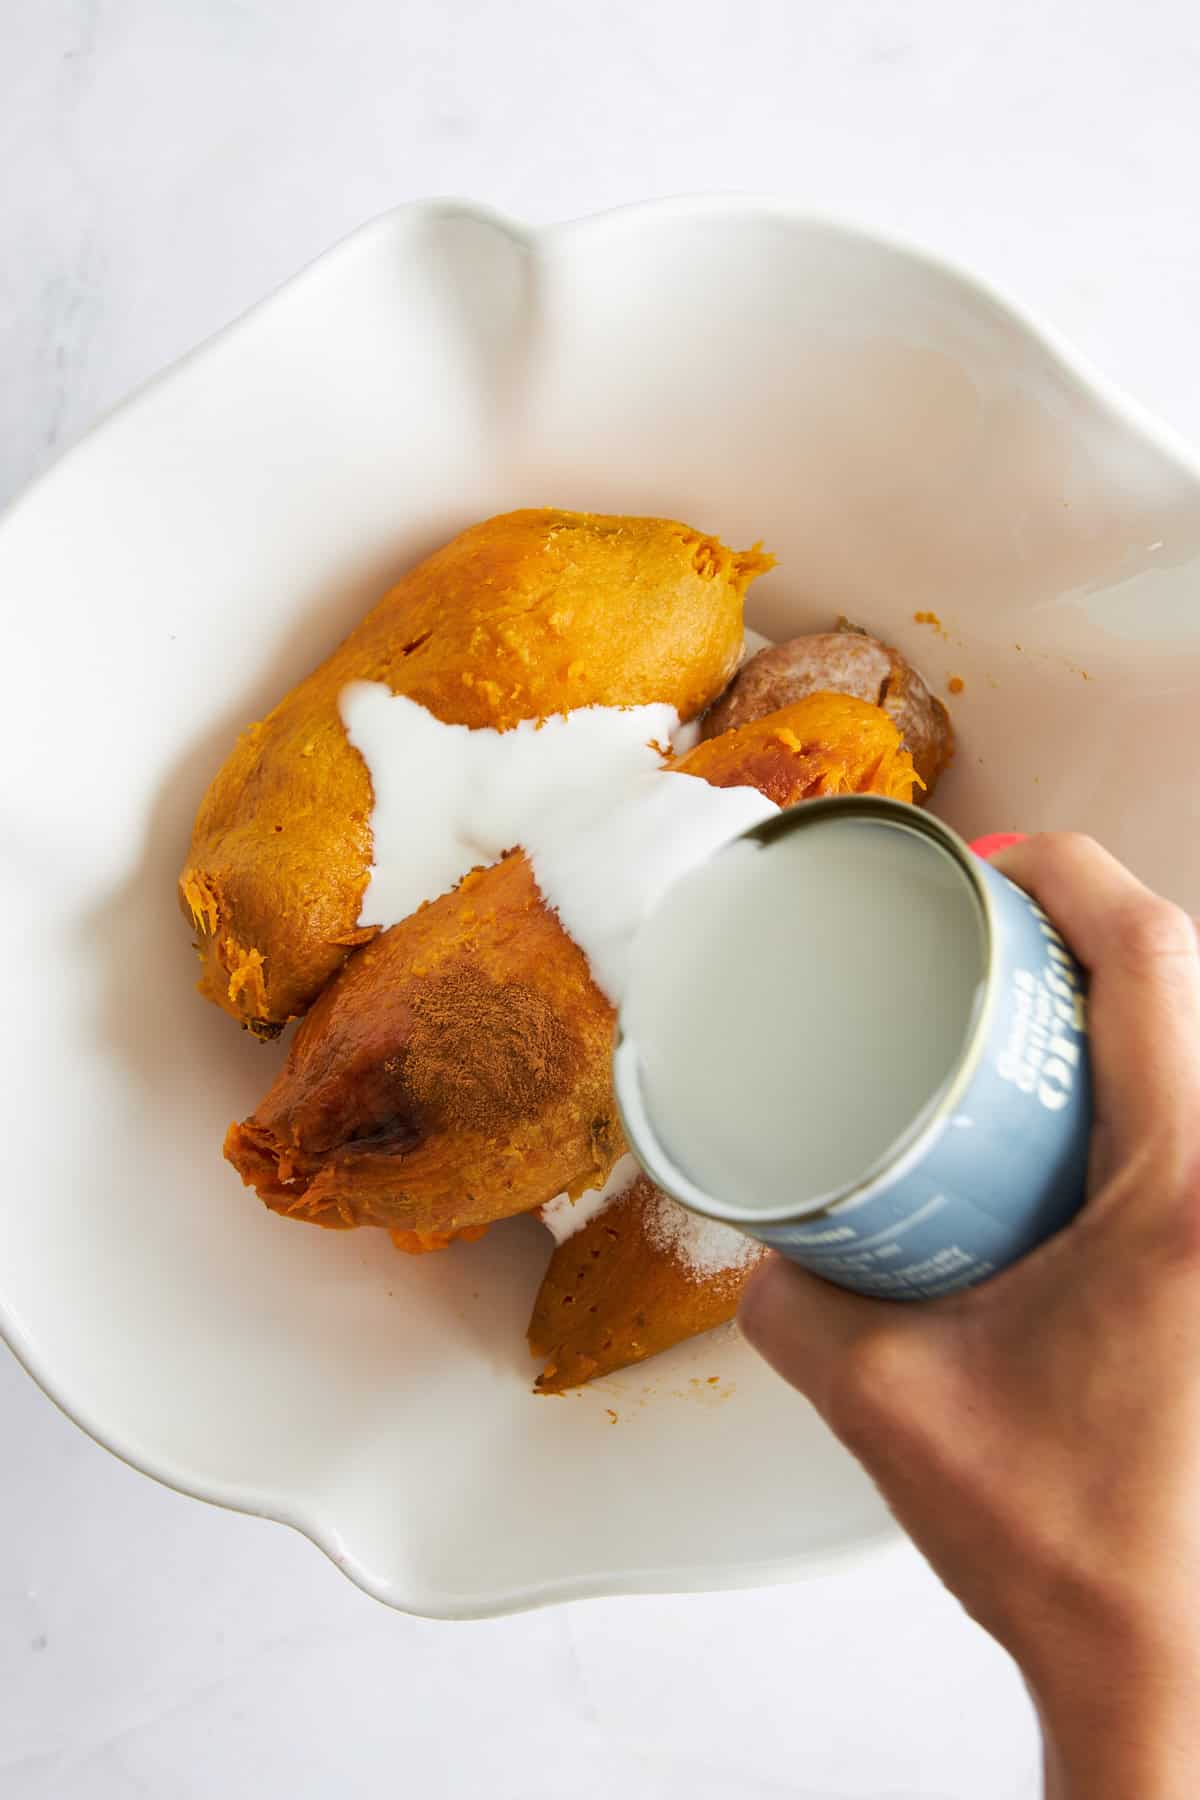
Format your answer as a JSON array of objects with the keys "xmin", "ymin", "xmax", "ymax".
[{"xmin": 612, "ymin": 794, "xmax": 1000, "ymax": 1229}]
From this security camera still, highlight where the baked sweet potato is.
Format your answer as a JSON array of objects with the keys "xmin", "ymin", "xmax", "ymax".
[
  {"xmin": 530, "ymin": 1174, "xmax": 766, "ymax": 1393},
  {"xmin": 702, "ymin": 617, "xmax": 953, "ymax": 796},
  {"xmin": 181, "ymin": 509, "xmax": 769, "ymax": 1034}
]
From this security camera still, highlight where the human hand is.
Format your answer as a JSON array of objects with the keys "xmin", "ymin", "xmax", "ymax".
[{"xmin": 739, "ymin": 833, "xmax": 1200, "ymax": 1799}]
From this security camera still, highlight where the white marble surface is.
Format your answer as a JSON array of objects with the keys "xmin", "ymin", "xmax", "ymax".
[{"xmin": 4, "ymin": 3, "xmax": 1198, "ymax": 1794}]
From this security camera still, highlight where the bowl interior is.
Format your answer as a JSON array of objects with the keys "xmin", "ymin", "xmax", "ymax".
[{"xmin": 2, "ymin": 200, "xmax": 1198, "ymax": 1614}]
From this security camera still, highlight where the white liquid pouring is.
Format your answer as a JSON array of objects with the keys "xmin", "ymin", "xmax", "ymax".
[
  {"xmin": 340, "ymin": 684, "xmax": 777, "ymax": 1003},
  {"xmin": 341, "ymin": 627, "xmax": 788, "ymax": 1256}
]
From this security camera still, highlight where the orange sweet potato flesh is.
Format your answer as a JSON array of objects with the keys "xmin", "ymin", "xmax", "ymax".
[
  {"xmin": 702, "ymin": 618, "xmax": 953, "ymax": 798},
  {"xmin": 530, "ymin": 1176, "xmax": 767, "ymax": 1394},
  {"xmin": 181, "ymin": 509, "xmax": 768, "ymax": 1035},
  {"xmin": 679, "ymin": 688, "xmax": 923, "ymax": 806},
  {"xmin": 224, "ymin": 693, "xmax": 919, "ymax": 1237}
]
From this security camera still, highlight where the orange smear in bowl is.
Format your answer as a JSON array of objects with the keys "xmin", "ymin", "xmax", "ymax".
[{"xmin": 390, "ymin": 1223, "xmax": 491, "ymax": 1255}]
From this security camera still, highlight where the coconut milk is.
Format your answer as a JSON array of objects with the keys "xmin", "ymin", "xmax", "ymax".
[
  {"xmin": 614, "ymin": 799, "xmax": 1093, "ymax": 1299},
  {"xmin": 620, "ymin": 818, "xmax": 986, "ymax": 1217}
]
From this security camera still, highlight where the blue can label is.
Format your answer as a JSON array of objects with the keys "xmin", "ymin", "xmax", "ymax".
[{"xmin": 753, "ymin": 857, "xmax": 1093, "ymax": 1298}]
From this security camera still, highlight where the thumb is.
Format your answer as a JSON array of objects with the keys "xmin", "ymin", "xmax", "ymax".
[{"xmin": 738, "ymin": 1253, "xmax": 891, "ymax": 1423}]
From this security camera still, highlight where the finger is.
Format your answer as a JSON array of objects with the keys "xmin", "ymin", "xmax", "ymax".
[
  {"xmin": 991, "ymin": 833, "xmax": 1184, "ymax": 971},
  {"xmin": 738, "ymin": 1253, "xmax": 895, "ymax": 1421},
  {"xmin": 991, "ymin": 834, "xmax": 1200, "ymax": 1156}
]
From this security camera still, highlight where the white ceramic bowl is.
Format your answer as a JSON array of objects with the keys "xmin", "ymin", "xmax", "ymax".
[{"xmin": 3, "ymin": 197, "xmax": 1198, "ymax": 1619}]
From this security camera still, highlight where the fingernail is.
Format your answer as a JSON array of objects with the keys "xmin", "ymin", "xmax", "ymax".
[{"xmin": 969, "ymin": 832, "xmax": 1028, "ymax": 859}]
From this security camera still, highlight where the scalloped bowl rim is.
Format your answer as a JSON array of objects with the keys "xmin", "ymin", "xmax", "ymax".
[{"xmin": 2, "ymin": 193, "xmax": 1196, "ymax": 1620}]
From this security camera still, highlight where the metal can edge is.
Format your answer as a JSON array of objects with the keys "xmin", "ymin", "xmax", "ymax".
[{"xmin": 612, "ymin": 794, "xmax": 1002, "ymax": 1232}]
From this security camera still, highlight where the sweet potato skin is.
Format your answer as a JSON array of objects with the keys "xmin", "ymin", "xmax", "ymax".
[{"xmin": 182, "ymin": 510, "xmax": 769, "ymax": 1033}]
